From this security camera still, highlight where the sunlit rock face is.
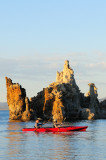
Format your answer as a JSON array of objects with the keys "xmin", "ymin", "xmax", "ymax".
[
  {"xmin": 5, "ymin": 60, "xmax": 106, "ymax": 121},
  {"xmin": 51, "ymin": 83, "xmax": 81, "ymax": 121},
  {"xmin": 5, "ymin": 77, "xmax": 36, "ymax": 121},
  {"xmin": 80, "ymin": 83, "xmax": 101, "ymax": 120},
  {"xmin": 56, "ymin": 60, "xmax": 78, "ymax": 88},
  {"xmin": 54, "ymin": 61, "xmax": 102, "ymax": 120},
  {"xmin": 5, "ymin": 77, "xmax": 26, "ymax": 120},
  {"xmin": 30, "ymin": 60, "xmax": 81, "ymax": 121},
  {"xmin": 85, "ymin": 83, "xmax": 98, "ymax": 97}
]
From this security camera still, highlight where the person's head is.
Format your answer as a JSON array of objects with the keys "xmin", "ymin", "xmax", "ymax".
[
  {"xmin": 53, "ymin": 119, "xmax": 57, "ymax": 123},
  {"xmin": 36, "ymin": 118, "xmax": 42, "ymax": 123},
  {"xmin": 36, "ymin": 119, "xmax": 39, "ymax": 123}
]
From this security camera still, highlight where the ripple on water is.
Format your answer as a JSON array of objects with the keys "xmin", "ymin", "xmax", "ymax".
[{"xmin": 0, "ymin": 111, "xmax": 106, "ymax": 160}]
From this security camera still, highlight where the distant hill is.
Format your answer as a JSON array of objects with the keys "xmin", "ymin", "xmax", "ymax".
[
  {"xmin": 0, "ymin": 102, "xmax": 8, "ymax": 110},
  {"xmin": 99, "ymin": 97, "xmax": 106, "ymax": 102}
]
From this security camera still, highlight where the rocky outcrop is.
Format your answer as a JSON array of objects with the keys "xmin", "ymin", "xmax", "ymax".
[
  {"xmin": 28, "ymin": 60, "xmax": 82, "ymax": 121},
  {"xmin": 5, "ymin": 60, "xmax": 106, "ymax": 121},
  {"xmin": 56, "ymin": 60, "xmax": 79, "ymax": 89},
  {"xmin": 100, "ymin": 100, "xmax": 106, "ymax": 118},
  {"xmin": 5, "ymin": 77, "xmax": 36, "ymax": 121},
  {"xmin": 28, "ymin": 60, "xmax": 83, "ymax": 121},
  {"xmin": 80, "ymin": 83, "xmax": 101, "ymax": 120},
  {"xmin": 86, "ymin": 83, "xmax": 100, "ymax": 118}
]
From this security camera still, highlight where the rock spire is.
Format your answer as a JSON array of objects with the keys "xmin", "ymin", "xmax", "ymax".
[
  {"xmin": 56, "ymin": 60, "xmax": 76, "ymax": 86},
  {"xmin": 5, "ymin": 60, "xmax": 106, "ymax": 121}
]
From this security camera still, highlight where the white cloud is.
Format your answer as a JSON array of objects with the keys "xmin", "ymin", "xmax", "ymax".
[
  {"xmin": 0, "ymin": 51, "xmax": 106, "ymax": 101},
  {"xmin": 0, "ymin": 55, "xmax": 65, "ymax": 80},
  {"xmin": 87, "ymin": 61, "xmax": 106, "ymax": 70},
  {"xmin": 0, "ymin": 52, "xmax": 105, "ymax": 81}
]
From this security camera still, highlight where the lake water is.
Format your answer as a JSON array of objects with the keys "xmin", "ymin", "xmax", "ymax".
[{"xmin": 0, "ymin": 110, "xmax": 106, "ymax": 160}]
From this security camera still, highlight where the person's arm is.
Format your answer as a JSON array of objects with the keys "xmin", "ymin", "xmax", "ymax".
[
  {"xmin": 35, "ymin": 123, "xmax": 37, "ymax": 128},
  {"xmin": 53, "ymin": 123, "xmax": 57, "ymax": 128}
]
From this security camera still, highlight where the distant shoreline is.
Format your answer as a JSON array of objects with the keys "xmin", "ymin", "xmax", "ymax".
[
  {"xmin": 0, "ymin": 105, "xmax": 8, "ymax": 110},
  {"xmin": 0, "ymin": 102, "xmax": 8, "ymax": 110},
  {"xmin": 0, "ymin": 109, "xmax": 9, "ymax": 111}
]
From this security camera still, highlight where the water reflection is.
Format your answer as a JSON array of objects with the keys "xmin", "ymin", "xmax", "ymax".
[
  {"xmin": 4, "ymin": 120, "xmax": 106, "ymax": 160},
  {"xmin": 45, "ymin": 133, "xmax": 77, "ymax": 160},
  {"xmin": 6, "ymin": 122, "xmax": 26, "ymax": 159},
  {"xmin": 6, "ymin": 122, "xmax": 80, "ymax": 160}
]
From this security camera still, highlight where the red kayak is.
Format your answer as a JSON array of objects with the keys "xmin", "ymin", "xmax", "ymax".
[{"xmin": 22, "ymin": 126, "xmax": 88, "ymax": 132}]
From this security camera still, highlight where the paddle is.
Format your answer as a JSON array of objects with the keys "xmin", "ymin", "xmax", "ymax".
[
  {"xmin": 42, "ymin": 117, "xmax": 53, "ymax": 126},
  {"xmin": 53, "ymin": 117, "xmax": 67, "ymax": 128},
  {"xmin": 35, "ymin": 117, "xmax": 67, "ymax": 128},
  {"xmin": 34, "ymin": 117, "xmax": 53, "ymax": 128}
]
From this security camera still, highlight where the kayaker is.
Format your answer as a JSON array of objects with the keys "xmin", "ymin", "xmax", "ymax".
[
  {"xmin": 53, "ymin": 119, "xmax": 58, "ymax": 128},
  {"xmin": 53, "ymin": 119, "xmax": 63, "ymax": 128},
  {"xmin": 34, "ymin": 118, "xmax": 42, "ymax": 128}
]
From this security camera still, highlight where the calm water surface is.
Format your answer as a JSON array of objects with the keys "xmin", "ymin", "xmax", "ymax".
[{"xmin": 0, "ymin": 110, "xmax": 106, "ymax": 160}]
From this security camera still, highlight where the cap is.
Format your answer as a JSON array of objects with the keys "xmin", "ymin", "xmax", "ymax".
[{"xmin": 36, "ymin": 118, "xmax": 42, "ymax": 120}]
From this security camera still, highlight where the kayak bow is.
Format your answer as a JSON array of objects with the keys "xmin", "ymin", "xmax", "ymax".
[{"xmin": 22, "ymin": 126, "xmax": 88, "ymax": 132}]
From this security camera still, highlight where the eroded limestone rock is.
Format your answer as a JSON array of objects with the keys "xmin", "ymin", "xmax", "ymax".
[
  {"xmin": 5, "ymin": 60, "xmax": 106, "ymax": 121},
  {"xmin": 5, "ymin": 77, "xmax": 35, "ymax": 121},
  {"xmin": 5, "ymin": 77, "xmax": 26, "ymax": 120},
  {"xmin": 84, "ymin": 83, "xmax": 100, "ymax": 119},
  {"xmin": 100, "ymin": 100, "xmax": 106, "ymax": 118},
  {"xmin": 81, "ymin": 108, "xmax": 95, "ymax": 120},
  {"xmin": 56, "ymin": 60, "xmax": 78, "ymax": 89},
  {"xmin": 30, "ymin": 60, "xmax": 82, "ymax": 121},
  {"xmin": 85, "ymin": 83, "xmax": 98, "ymax": 97}
]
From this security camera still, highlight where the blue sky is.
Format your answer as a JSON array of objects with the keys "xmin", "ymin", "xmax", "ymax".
[{"xmin": 0, "ymin": 0, "xmax": 106, "ymax": 102}]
